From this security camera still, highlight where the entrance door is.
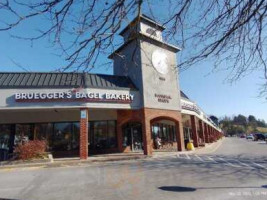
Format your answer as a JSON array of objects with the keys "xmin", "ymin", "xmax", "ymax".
[{"xmin": 122, "ymin": 122, "xmax": 143, "ymax": 152}]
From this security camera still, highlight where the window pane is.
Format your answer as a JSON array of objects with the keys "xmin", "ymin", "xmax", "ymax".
[
  {"xmin": 35, "ymin": 123, "xmax": 53, "ymax": 150},
  {"xmin": 53, "ymin": 123, "xmax": 72, "ymax": 151},
  {"xmin": 108, "ymin": 121, "xmax": 117, "ymax": 148},
  {"xmin": 93, "ymin": 121, "xmax": 108, "ymax": 149},
  {"xmin": 0, "ymin": 125, "xmax": 12, "ymax": 161},
  {"xmin": 0, "ymin": 125, "xmax": 11, "ymax": 150},
  {"xmin": 72, "ymin": 123, "xmax": 80, "ymax": 151},
  {"xmin": 15, "ymin": 124, "xmax": 34, "ymax": 145},
  {"xmin": 151, "ymin": 123, "xmax": 176, "ymax": 143},
  {"xmin": 90, "ymin": 121, "xmax": 117, "ymax": 150}
]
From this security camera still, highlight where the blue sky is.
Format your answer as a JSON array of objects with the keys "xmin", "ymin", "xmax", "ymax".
[{"xmin": 0, "ymin": 2, "xmax": 266, "ymax": 122}]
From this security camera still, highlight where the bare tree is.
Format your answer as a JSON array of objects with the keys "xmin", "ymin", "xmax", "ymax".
[{"xmin": 0, "ymin": 0, "xmax": 266, "ymax": 94}]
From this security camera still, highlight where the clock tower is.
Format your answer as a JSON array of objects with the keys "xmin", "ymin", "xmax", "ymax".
[{"xmin": 109, "ymin": 15, "xmax": 181, "ymax": 111}]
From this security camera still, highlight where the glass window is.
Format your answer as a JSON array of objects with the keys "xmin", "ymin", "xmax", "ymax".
[
  {"xmin": 72, "ymin": 123, "xmax": 80, "ymax": 151},
  {"xmin": 35, "ymin": 123, "xmax": 53, "ymax": 151},
  {"xmin": 15, "ymin": 124, "xmax": 34, "ymax": 145},
  {"xmin": 52, "ymin": 123, "xmax": 73, "ymax": 151},
  {"xmin": 93, "ymin": 121, "xmax": 108, "ymax": 149},
  {"xmin": 89, "ymin": 121, "xmax": 117, "ymax": 150},
  {"xmin": 0, "ymin": 125, "xmax": 13, "ymax": 161},
  {"xmin": 37, "ymin": 122, "xmax": 79, "ymax": 157},
  {"xmin": 0, "ymin": 125, "xmax": 11, "ymax": 150},
  {"xmin": 151, "ymin": 122, "xmax": 176, "ymax": 143},
  {"xmin": 107, "ymin": 121, "xmax": 117, "ymax": 148},
  {"xmin": 172, "ymin": 126, "xmax": 177, "ymax": 142}
]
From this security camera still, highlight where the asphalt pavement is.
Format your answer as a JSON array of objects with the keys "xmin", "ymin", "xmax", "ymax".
[{"xmin": 0, "ymin": 137, "xmax": 266, "ymax": 200}]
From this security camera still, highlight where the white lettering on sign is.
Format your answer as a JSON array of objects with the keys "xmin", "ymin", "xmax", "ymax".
[
  {"xmin": 14, "ymin": 91, "xmax": 134, "ymax": 104},
  {"xmin": 181, "ymin": 102, "xmax": 200, "ymax": 115}
]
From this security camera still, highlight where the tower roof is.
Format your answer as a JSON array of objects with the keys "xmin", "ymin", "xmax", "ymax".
[{"xmin": 119, "ymin": 14, "xmax": 165, "ymax": 36}]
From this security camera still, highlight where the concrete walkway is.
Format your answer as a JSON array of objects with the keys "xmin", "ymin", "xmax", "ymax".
[
  {"xmin": 0, "ymin": 138, "xmax": 224, "ymax": 170},
  {"xmin": 152, "ymin": 137, "xmax": 224, "ymax": 158}
]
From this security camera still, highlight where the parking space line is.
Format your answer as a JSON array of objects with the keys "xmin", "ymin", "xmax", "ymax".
[
  {"xmin": 217, "ymin": 158, "xmax": 240, "ymax": 167},
  {"xmin": 236, "ymin": 160, "xmax": 255, "ymax": 169},
  {"xmin": 185, "ymin": 154, "xmax": 191, "ymax": 160},
  {"xmin": 252, "ymin": 162, "xmax": 266, "ymax": 169},
  {"xmin": 194, "ymin": 155, "xmax": 204, "ymax": 162},
  {"xmin": 206, "ymin": 156, "xmax": 218, "ymax": 163}
]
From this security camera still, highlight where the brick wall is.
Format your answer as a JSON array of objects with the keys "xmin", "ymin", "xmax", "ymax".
[{"xmin": 117, "ymin": 108, "xmax": 185, "ymax": 155}]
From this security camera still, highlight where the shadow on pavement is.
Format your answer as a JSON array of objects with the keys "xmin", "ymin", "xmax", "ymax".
[
  {"xmin": 158, "ymin": 185, "xmax": 267, "ymax": 192},
  {"xmin": 0, "ymin": 199, "xmax": 19, "ymax": 200},
  {"xmin": 159, "ymin": 186, "xmax": 196, "ymax": 192}
]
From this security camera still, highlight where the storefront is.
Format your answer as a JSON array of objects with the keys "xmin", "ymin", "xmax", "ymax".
[{"xmin": 0, "ymin": 15, "xmax": 222, "ymax": 161}]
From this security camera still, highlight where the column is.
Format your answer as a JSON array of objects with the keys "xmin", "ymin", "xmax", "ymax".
[
  {"xmin": 190, "ymin": 115, "xmax": 199, "ymax": 147},
  {"xmin": 80, "ymin": 108, "xmax": 88, "ymax": 159},
  {"xmin": 198, "ymin": 120, "xmax": 205, "ymax": 144},
  {"xmin": 176, "ymin": 121, "xmax": 185, "ymax": 151},
  {"xmin": 142, "ymin": 109, "xmax": 153, "ymax": 156},
  {"xmin": 208, "ymin": 126, "xmax": 212, "ymax": 142},
  {"xmin": 204, "ymin": 123, "xmax": 210, "ymax": 143},
  {"xmin": 211, "ymin": 127, "xmax": 215, "ymax": 142}
]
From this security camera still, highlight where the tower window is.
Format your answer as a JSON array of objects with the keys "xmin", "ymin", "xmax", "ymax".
[{"xmin": 146, "ymin": 28, "xmax": 157, "ymax": 37}]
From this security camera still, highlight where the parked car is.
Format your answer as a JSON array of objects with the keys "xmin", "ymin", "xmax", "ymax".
[
  {"xmin": 246, "ymin": 135, "xmax": 254, "ymax": 140},
  {"xmin": 254, "ymin": 133, "xmax": 265, "ymax": 141},
  {"xmin": 240, "ymin": 134, "xmax": 246, "ymax": 138}
]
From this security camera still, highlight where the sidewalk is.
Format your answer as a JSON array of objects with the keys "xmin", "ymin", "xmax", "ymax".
[
  {"xmin": 0, "ymin": 138, "xmax": 224, "ymax": 170},
  {"xmin": 0, "ymin": 152, "xmax": 147, "ymax": 170},
  {"xmin": 152, "ymin": 137, "xmax": 225, "ymax": 158}
]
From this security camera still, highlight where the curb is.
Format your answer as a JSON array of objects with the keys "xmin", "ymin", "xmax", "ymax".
[{"xmin": 0, "ymin": 155, "xmax": 147, "ymax": 171}]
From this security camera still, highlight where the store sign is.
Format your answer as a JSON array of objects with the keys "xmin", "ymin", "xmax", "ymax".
[
  {"xmin": 14, "ymin": 91, "xmax": 134, "ymax": 104},
  {"xmin": 155, "ymin": 93, "xmax": 172, "ymax": 103},
  {"xmin": 181, "ymin": 102, "xmax": 200, "ymax": 115}
]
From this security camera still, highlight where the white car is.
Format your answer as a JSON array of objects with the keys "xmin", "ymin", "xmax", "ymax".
[{"xmin": 246, "ymin": 135, "xmax": 254, "ymax": 140}]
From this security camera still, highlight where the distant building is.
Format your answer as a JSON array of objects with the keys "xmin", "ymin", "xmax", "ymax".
[{"xmin": 210, "ymin": 116, "xmax": 219, "ymax": 126}]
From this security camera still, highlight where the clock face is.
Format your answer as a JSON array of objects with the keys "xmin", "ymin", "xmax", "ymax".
[{"xmin": 152, "ymin": 50, "xmax": 168, "ymax": 74}]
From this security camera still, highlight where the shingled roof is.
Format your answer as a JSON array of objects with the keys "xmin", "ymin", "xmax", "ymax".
[
  {"xmin": 180, "ymin": 90, "xmax": 190, "ymax": 100},
  {"xmin": 0, "ymin": 72, "xmax": 137, "ymax": 90}
]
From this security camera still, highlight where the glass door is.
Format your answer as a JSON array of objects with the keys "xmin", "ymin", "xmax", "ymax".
[{"xmin": 123, "ymin": 122, "xmax": 143, "ymax": 152}]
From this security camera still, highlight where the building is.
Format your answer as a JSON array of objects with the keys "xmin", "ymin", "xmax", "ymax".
[{"xmin": 0, "ymin": 15, "xmax": 222, "ymax": 161}]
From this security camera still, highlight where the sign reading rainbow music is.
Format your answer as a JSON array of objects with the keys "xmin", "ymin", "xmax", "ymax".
[{"xmin": 14, "ymin": 91, "xmax": 134, "ymax": 103}]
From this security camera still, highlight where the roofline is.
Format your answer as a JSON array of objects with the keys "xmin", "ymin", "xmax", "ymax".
[
  {"xmin": 0, "ymin": 85, "xmax": 138, "ymax": 91},
  {"xmin": 0, "ymin": 71, "xmax": 132, "ymax": 78},
  {"xmin": 0, "ymin": 72, "xmax": 138, "ymax": 90},
  {"xmin": 119, "ymin": 15, "xmax": 165, "ymax": 36}
]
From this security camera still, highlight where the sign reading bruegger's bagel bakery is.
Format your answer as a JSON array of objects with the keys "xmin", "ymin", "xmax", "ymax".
[{"xmin": 14, "ymin": 91, "xmax": 134, "ymax": 104}]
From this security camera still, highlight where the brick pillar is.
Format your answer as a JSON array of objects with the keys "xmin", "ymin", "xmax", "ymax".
[
  {"xmin": 190, "ymin": 115, "xmax": 199, "ymax": 147},
  {"xmin": 204, "ymin": 123, "xmax": 210, "ymax": 143},
  {"xmin": 210, "ymin": 127, "xmax": 214, "ymax": 142},
  {"xmin": 176, "ymin": 121, "xmax": 185, "ymax": 151},
  {"xmin": 208, "ymin": 126, "xmax": 212, "ymax": 142},
  {"xmin": 142, "ymin": 109, "xmax": 153, "ymax": 156},
  {"xmin": 210, "ymin": 126, "xmax": 214, "ymax": 142},
  {"xmin": 198, "ymin": 120, "xmax": 205, "ymax": 143},
  {"xmin": 80, "ymin": 109, "xmax": 88, "ymax": 159}
]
